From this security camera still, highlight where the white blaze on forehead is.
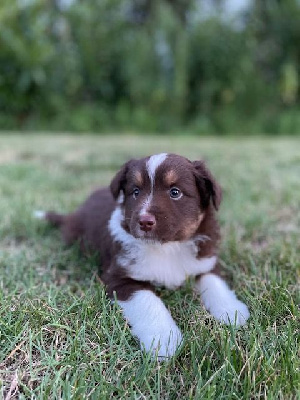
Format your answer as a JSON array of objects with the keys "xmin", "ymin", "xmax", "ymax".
[
  {"xmin": 146, "ymin": 153, "xmax": 168, "ymax": 186},
  {"xmin": 141, "ymin": 153, "xmax": 168, "ymax": 215}
]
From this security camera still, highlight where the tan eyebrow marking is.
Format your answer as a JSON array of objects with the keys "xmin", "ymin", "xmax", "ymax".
[
  {"xmin": 133, "ymin": 170, "xmax": 143, "ymax": 186},
  {"xmin": 164, "ymin": 169, "xmax": 178, "ymax": 186}
]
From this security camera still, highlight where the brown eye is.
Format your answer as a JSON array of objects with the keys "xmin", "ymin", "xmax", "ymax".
[
  {"xmin": 133, "ymin": 188, "xmax": 140, "ymax": 199},
  {"xmin": 169, "ymin": 187, "xmax": 182, "ymax": 199}
]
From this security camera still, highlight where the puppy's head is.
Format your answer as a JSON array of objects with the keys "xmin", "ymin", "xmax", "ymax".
[{"xmin": 110, "ymin": 153, "xmax": 221, "ymax": 242}]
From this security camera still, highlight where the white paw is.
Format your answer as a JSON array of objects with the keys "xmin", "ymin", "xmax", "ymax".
[
  {"xmin": 119, "ymin": 290, "xmax": 183, "ymax": 359},
  {"xmin": 209, "ymin": 299, "xmax": 250, "ymax": 326},
  {"xmin": 140, "ymin": 326, "xmax": 183, "ymax": 359},
  {"xmin": 197, "ymin": 274, "xmax": 250, "ymax": 327}
]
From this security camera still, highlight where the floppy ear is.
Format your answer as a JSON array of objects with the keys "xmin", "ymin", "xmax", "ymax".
[
  {"xmin": 110, "ymin": 162, "xmax": 130, "ymax": 199},
  {"xmin": 110, "ymin": 160, "xmax": 136, "ymax": 199},
  {"xmin": 192, "ymin": 160, "xmax": 222, "ymax": 210}
]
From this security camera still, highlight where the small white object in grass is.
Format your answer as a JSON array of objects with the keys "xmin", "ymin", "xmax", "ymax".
[{"xmin": 33, "ymin": 210, "xmax": 46, "ymax": 220}]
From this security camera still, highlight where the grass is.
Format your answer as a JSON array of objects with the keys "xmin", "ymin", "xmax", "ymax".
[{"xmin": 0, "ymin": 134, "xmax": 299, "ymax": 399}]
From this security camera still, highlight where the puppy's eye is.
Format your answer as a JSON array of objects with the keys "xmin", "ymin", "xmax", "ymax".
[
  {"xmin": 169, "ymin": 187, "xmax": 182, "ymax": 199},
  {"xmin": 132, "ymin": 188, "xmax": 140, "ymax": 199}
]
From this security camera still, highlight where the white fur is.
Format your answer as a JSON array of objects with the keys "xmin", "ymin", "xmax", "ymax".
[
  {"xmin": 117, "ymin": 193, "xmax": 124, "ymax": 204},
  {"xmin": 140, "ymin": 194, "xmax": 153, "ymax": 216},
  {"xmin": 195, "ymin": 273, "xmax": 250, "ymax": 326},
  {"xmin": 33, "ymin": 210, "xmax": 46, "ymax": 220},
  {"xmin": 108, "ymin": 207, "xmax": 216, "ymax": 288},
  {"xmin": 118, "ymin": 290, "xmax": 182, "ymax": 359},
  {"xmin": 146, "ymin": 153, "xmax": 168, "ymax": 185},
  {"xmin": 140, "ymin": 153, "xmax": 168, "ymax": 214},
  {"xmin": 127, "ymin": 245, "xmax": 216, "ymax": 288}
]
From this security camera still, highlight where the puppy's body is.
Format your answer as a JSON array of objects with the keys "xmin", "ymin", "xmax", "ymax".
[{"xmin": 39, "ymin": 153, "xmax": 249, "ymax": 358}]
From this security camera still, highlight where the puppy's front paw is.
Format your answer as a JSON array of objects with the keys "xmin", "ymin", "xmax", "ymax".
[
  {"xmin": 209, "ymin": 299, "xmax": 250, "ymax": 326},
  {"xmin": 140, "ymin": 326, "xmax": 183, "ymax": 359},
  {"xmin": 197, "ymin": 274, "xmax": 250, "ymax": 327},
  {"xmin": 118, "ymin": 290, "xmax": 183, "ymax": 360}
]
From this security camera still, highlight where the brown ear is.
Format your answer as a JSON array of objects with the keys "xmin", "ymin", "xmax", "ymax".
[
  {"xmin": 110, "ymin": 163, "xmax": 128, "ymax": 199},
  {"xmin": 110, "ymin": 160, "xmax": 133, "ymax": 199},
  {"xmin": 192, "ymin": 160, "xmax": 222, "ymax": 210}
]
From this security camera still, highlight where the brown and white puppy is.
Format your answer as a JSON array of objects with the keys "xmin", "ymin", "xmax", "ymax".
[{"xmin": 35, "ymin": 153, "xmax": 249, "ymax": 358}]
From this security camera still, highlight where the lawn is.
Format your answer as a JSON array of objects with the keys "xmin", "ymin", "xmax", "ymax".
[{"xmin": 0, "ymin": 135, "xmax": 299, "ymax": 399}]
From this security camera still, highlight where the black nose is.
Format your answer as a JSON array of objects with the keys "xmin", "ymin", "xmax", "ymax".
[{"xmin": 139, "ymin": 214, "xmax": 156, "ymax": 232}]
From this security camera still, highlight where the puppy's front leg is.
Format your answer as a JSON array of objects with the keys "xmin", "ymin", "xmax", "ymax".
[
  {"xmin": 195, "ymin": 273, "xmax": 250, "ymax": 326},
  {"xmin": 117, "ymin": 290, "xmax": 182, "ymax": 359}
]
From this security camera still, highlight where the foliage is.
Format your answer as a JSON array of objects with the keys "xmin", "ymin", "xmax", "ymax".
[{"xmin": 0, "ymin": 0, "xmax": 300, "ymax": 134}]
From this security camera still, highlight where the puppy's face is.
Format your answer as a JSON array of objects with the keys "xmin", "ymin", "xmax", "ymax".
[{"xmin": 111, "ymin": 153, "xmax": 221, "ymax": 243}]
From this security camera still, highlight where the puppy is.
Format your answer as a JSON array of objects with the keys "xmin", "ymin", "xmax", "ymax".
[{"xmin": 35, "ymin": 153, "xmax": 249, "ymax": 358}]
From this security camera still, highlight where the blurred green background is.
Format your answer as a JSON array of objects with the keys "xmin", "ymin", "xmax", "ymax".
[{"xmin": 0, "ymin": 0, "xmax": 300, "ymax": 135}]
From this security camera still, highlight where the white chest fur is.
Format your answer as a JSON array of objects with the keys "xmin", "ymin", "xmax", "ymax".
[{"xmin": 109, "ymin": 208, "xmax": 217, "ymax": 288}]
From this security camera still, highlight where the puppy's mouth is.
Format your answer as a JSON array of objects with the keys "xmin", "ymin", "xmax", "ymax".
[
  {"xmin": 133, "ymin": 228, "xmax": 160, "ymax": 241},
  {"xmin": 126, "ymin": 222, "xmax": 163, "ymax": 242},
  {"xmin": 131, "ymin": 224, "xmax": 178, "ymax": 244}
]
